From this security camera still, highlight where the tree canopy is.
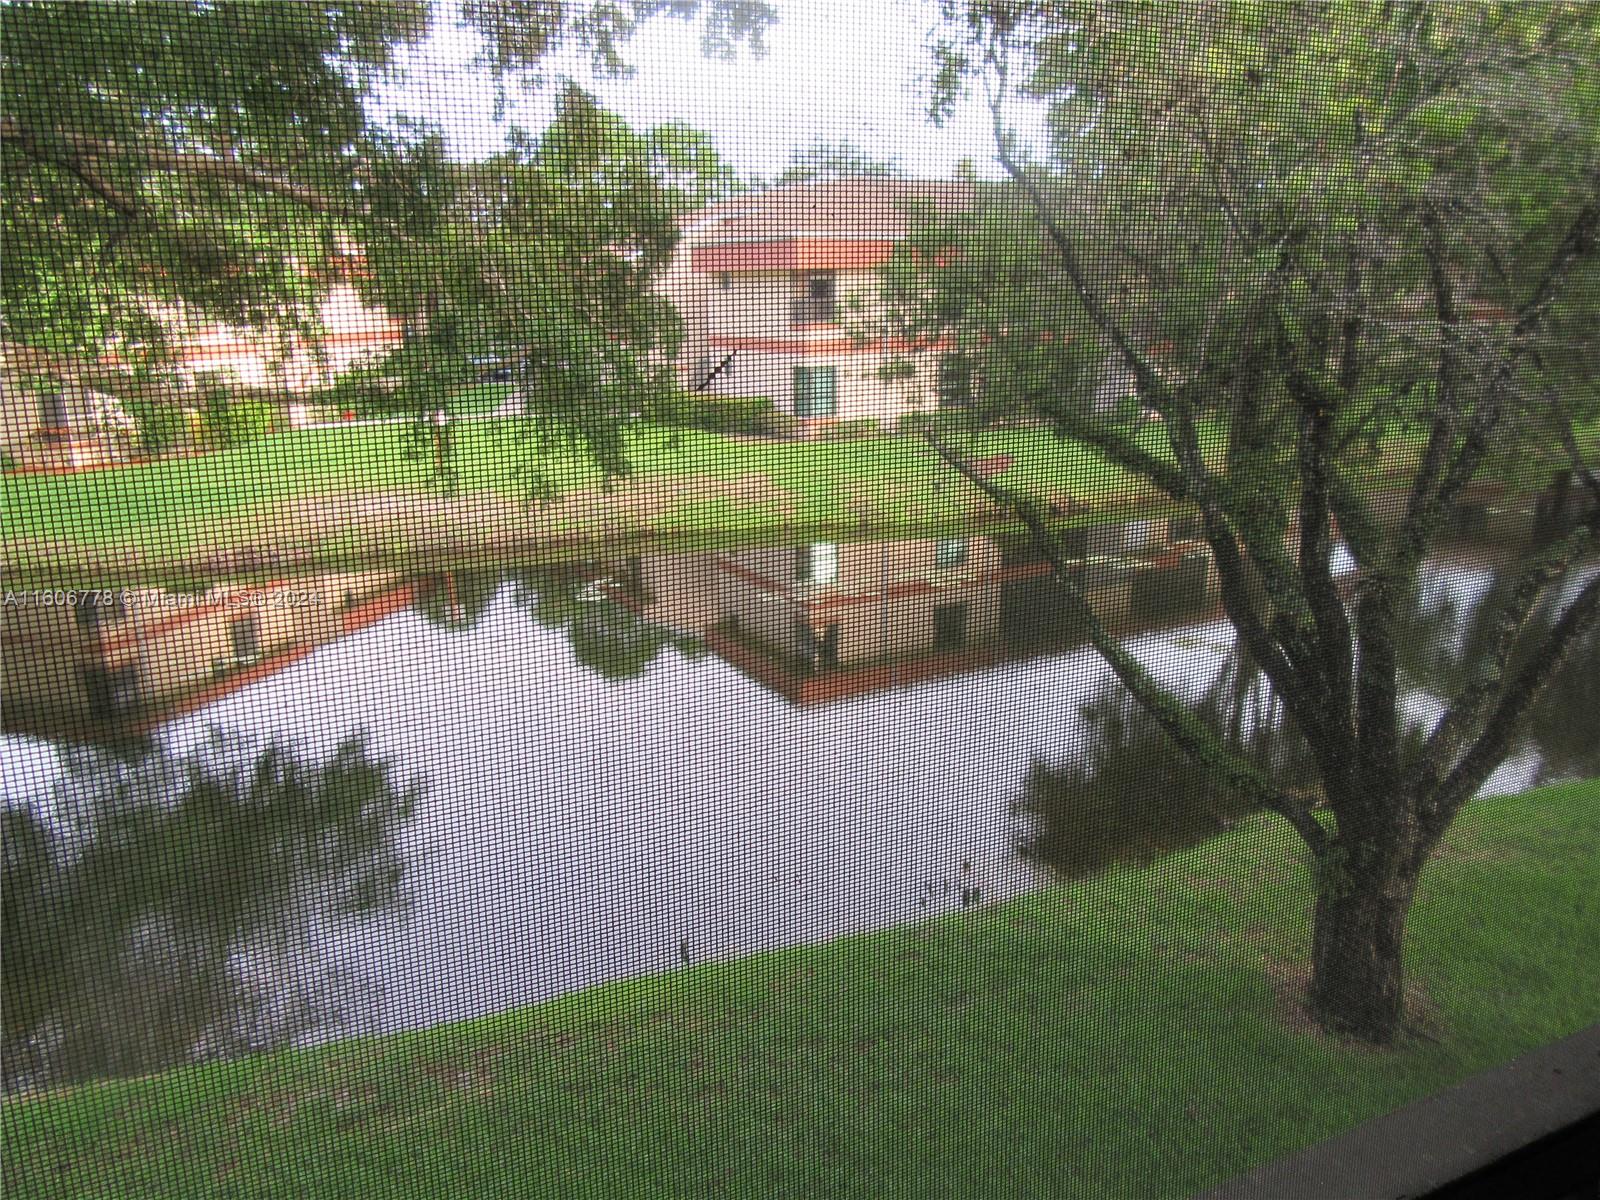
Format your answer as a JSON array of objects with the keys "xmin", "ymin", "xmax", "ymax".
[
  {"xmin": 0, "ymin": 0, "xmax": 768, "ymax": 464},
  {"xmin": 906, "ymin": 0, "xmax": 1600, "ymax": 1042},
  {"xmin": 773, "ymin": 138, "xmax": 906, "ymax": 185}
]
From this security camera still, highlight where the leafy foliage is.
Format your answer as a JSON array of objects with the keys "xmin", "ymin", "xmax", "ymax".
[
  {"xmin": 914, "ymin": 0, "xmax": 1600, "ymax": 1041},
  {"xmin": 125, "ymin": 396, "xmax": 189, "ymax": 456},
  {"xmin": 360, "ymin": 85, "xmax": 743, "ymax": 499},
  {"xmin": 199, "ymin": 387, "xmax": 278, "ymax": 449},
  {"xmin": 2, "ymin": 1, "xmax": 767, "ymax": 485},
  {"xmin": 773, "ymin": 138, "xmax": 905, "ymax": 185}
]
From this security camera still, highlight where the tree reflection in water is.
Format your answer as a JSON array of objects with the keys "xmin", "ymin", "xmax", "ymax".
[
  {"xmin": 505, "ymin": 569, "xmax": 707, "ymax": 681},
  {"xmin": 1015, "ymin": 636, "xmax": 1314, "ymax": 878},
  {"xmin": 1017, "ymin": 559, "xmax": 1598, "ymax": 879},
  {"xmin": 414, "ymin": 567, "xmax": 706, "ymax": 682},
  {"xmin": 2, "ymin": 732, "xmax": 418, "ymax": 1093}
]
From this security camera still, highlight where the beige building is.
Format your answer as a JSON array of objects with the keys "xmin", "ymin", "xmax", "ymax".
[
  {"xmin": 148, "ymin": 274, "xmax": 403, "ymax": 427},
  {"xmin": 662, "ymin": 181, "xmax": 980, "ymax": 429},
  {"xmin": 2, "ymin": 274, "xmax": 400, "ymax": 473},
  {"xmin": 0, "ymin": 340, "xmax": 139, "ymax": 471}
]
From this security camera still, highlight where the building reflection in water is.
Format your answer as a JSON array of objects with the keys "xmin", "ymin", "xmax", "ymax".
[
  {"xmin": 592, "ymin": 518, "xmax": 1219, "ymax": 706},
  {"xmin": 1, "ymin": 572, "xmax": 415, "ymax": 743},
  {"xmin": 1, "ymin": 518, "xmax": 1224, "ymax": 741}
]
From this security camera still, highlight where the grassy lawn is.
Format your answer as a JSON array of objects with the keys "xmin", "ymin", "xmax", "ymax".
[
  {"xmin": 0, "ymin": 420, "xmax": 1159, "ymax": 581},
  {"xmin": 4, "ymin": 778, "xmax": 1595, "ymax": 1199},
  {"xmin": 446, "ymin": 382, "xmax": 514, "ymax": 415},
  {"xmin": 4, "ymin": 410, "xmax": 1586, "ymax": 585}
]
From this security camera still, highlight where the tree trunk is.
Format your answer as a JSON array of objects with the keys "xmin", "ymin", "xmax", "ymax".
[{"xmin": 1308, "ymin": 833, "xmax": 1423, "ymax": 1044}]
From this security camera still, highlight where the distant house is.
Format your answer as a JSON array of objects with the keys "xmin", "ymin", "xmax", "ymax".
[
  {"xmin": 0, "ymin": 340, "xmax": 139, "ymax": 470},
  {"xmin": 151, "ymin": 268, "xmax": 404, "ymax": 428},
  {"xmin": 661, "ymin": 181, "xmax": 980, "ymax": 430}
]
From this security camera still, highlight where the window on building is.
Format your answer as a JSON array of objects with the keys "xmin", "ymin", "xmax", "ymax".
[
  {"xmin": 793, "ymin": 271, "xmax": 837, "ymax": 323},
  {"xmin": 74, "ymin": 592, "xmax": 127, "ymax": 631},
  {"xmin": 937, "ymin": 354, "xmax": 973, "ymax": 408},
  {"xmin": 794, "ymin": 619, "xmax": 841, "ymax": 669},
  {"xmin": 38, "ymin": 389, "xmax": 69, "ymax": 430},
  {"xmin": 793, "ymin": 366, "xmax": 837, "ymax": 418},
  {"xmin": 795, "ymin": 541, "xmax": 839, "ymax": 586},
  {"xmin": 934, "ymin": 538, "xmax": 969, "ymax": 570},
  {"xmin": 80, "ymin": 664, "xmax": 140, "ymax": 719},
  {"xmin": 717, "ymin": 272, "xmax": 731, "ymax": 290},
  {"xmin": 231, "ymin": 616, "xmax": 260, "ymax": 663},
  {"xmin": 933, "ymin": 602, "xmax": 969, "ymax": 650}
]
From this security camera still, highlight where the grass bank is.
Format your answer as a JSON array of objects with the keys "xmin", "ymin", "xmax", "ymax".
[
  {"xmin": 0, "ymin": 421, "xmax": 1164, "ymax": 585},
  {"xmin": 5, "ymin": 778, "xmax": 1596, "ymax": 1199}
]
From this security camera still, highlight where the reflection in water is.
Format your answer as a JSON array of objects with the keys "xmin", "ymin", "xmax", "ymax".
[
  {"xmin": 1018, "ymin": 556, "xmax": 1599, "ymax": 879},
  {"xmin": 1016, "ymin": 636, "xmax": 1313, "ymax": 877},
  {"xmin": 504, "ymin": 569, "xmax": 708, "ymax": 681},
  {"xmin": 2, "ymin": 733, "xmax": 416, "ymax": 1092},
  {"xmin": 0, "ymin": 519, "xmax": 1592, "ymax": 1090},
  {"xmin": 1399, "ymin": 565, "xmax": 1600, "ymax": 787}
]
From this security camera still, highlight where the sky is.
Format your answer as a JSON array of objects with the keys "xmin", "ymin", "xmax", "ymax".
[{"xmin": 367, "ymin": 0, "xmax": 1051, "ymax": 181}]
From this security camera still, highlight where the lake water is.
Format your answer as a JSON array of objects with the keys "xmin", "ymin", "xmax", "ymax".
[{"xmin": 3, "ymin": 528, "xmax": 1594, "ymax": 1091}]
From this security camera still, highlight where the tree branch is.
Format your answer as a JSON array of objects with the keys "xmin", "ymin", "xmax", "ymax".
[
  {"xmin": 1, "ymin": 116, "xmax": 347, "ymax": 216},
  {"xmin": 1, "ymin": 116, "xmax": 140, "ymax": 218},
  {"xmin": 1289, "ymin": 371, "xmax": 1357, "ymax": 774},
  {"xmin": 926, "ymin": 427, "xmax": 1330, "ymax": 859},
  {"xmin": 1425, "ymin": 567, "xmax": 1600, "ymax": 831},
  {"xmin": 1409, "ymin": 518, "xmax": 1599, "ymax": 803},
  {"xmin": 988, "ymin": 135, "xmax": 1328, "ymax": 751},
  {"xmin": 1395, "ymin": 198, "xmax": 1600, "ymax": 575}
]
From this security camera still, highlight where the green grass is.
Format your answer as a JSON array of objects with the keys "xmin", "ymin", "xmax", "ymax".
[
  {"xmin": 5, "ymin": 778, "xmax": 1595, "ymax": 1199},
  {"xmin": 445, "ymin": 382, "xmax": 514, "ymax": 415},
  {"xmin": 0, "ymin": 420, "xmax": 1154, "ymax": 579}
]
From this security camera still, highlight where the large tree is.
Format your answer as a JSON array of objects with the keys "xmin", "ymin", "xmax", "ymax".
[
  {"xmin": 0, "ymin": 0, "xmax": 767, "ymax": 453},
  {"xmin": 354, "ymin": 84, "xmax": 741, "ymax": 497},
  {"xmin": 773, "ymin": 138, "xmax": 906, "ymax": 185},
  {"xmin": 901, "ymin": 1, "xmax": 1600, "ymax": 1042}
]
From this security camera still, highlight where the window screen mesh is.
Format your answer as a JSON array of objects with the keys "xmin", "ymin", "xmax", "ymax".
[{"xmin": 2, "ymin": 2, "xmax": 1597, "ymax": 1197}]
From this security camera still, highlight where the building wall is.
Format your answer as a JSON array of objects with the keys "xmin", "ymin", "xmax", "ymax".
[
  {"xmin": 0, "ymin": 373, "xmax": 135, "ymax": 468},
  {"xmin": 665, "ymin": 187, "xmax": 967, "ymax": 428},
  {"xmin": 680, "ymin": 257, "xmax": 949, "ymax": 422}
]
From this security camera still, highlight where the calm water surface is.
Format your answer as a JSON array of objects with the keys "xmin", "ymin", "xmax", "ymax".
[{"xmin": 3, "ymin": 531, "xmax": 1593, "ymax": 1090}]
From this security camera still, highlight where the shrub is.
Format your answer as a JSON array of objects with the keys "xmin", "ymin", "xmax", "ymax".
[
  {"xmin": 655, "ymin": 392, "xmax": 776, "ymax": 435},
  {"xmin": 761, "ymin": 413, "xmax": 803, "ymax": 440},
  {"xmin": 895, "ymin": 411, "xmax": 935, "ymax": 436},
  {"xmin": 126, "ymin": 399, "xmax": 189, "ymax": 456},
  {"xmin": 200, "ymin": 388, "xmax": 278, "ymax": 448},
  {"xmin": 319, "ymin": 363, "xmax": 400, "ymax": 418}
]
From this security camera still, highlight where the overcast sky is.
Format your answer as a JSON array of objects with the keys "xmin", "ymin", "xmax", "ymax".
[{"xmin": 367, "ymin": 0, "xmax": 1050, "ymax": 181}]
